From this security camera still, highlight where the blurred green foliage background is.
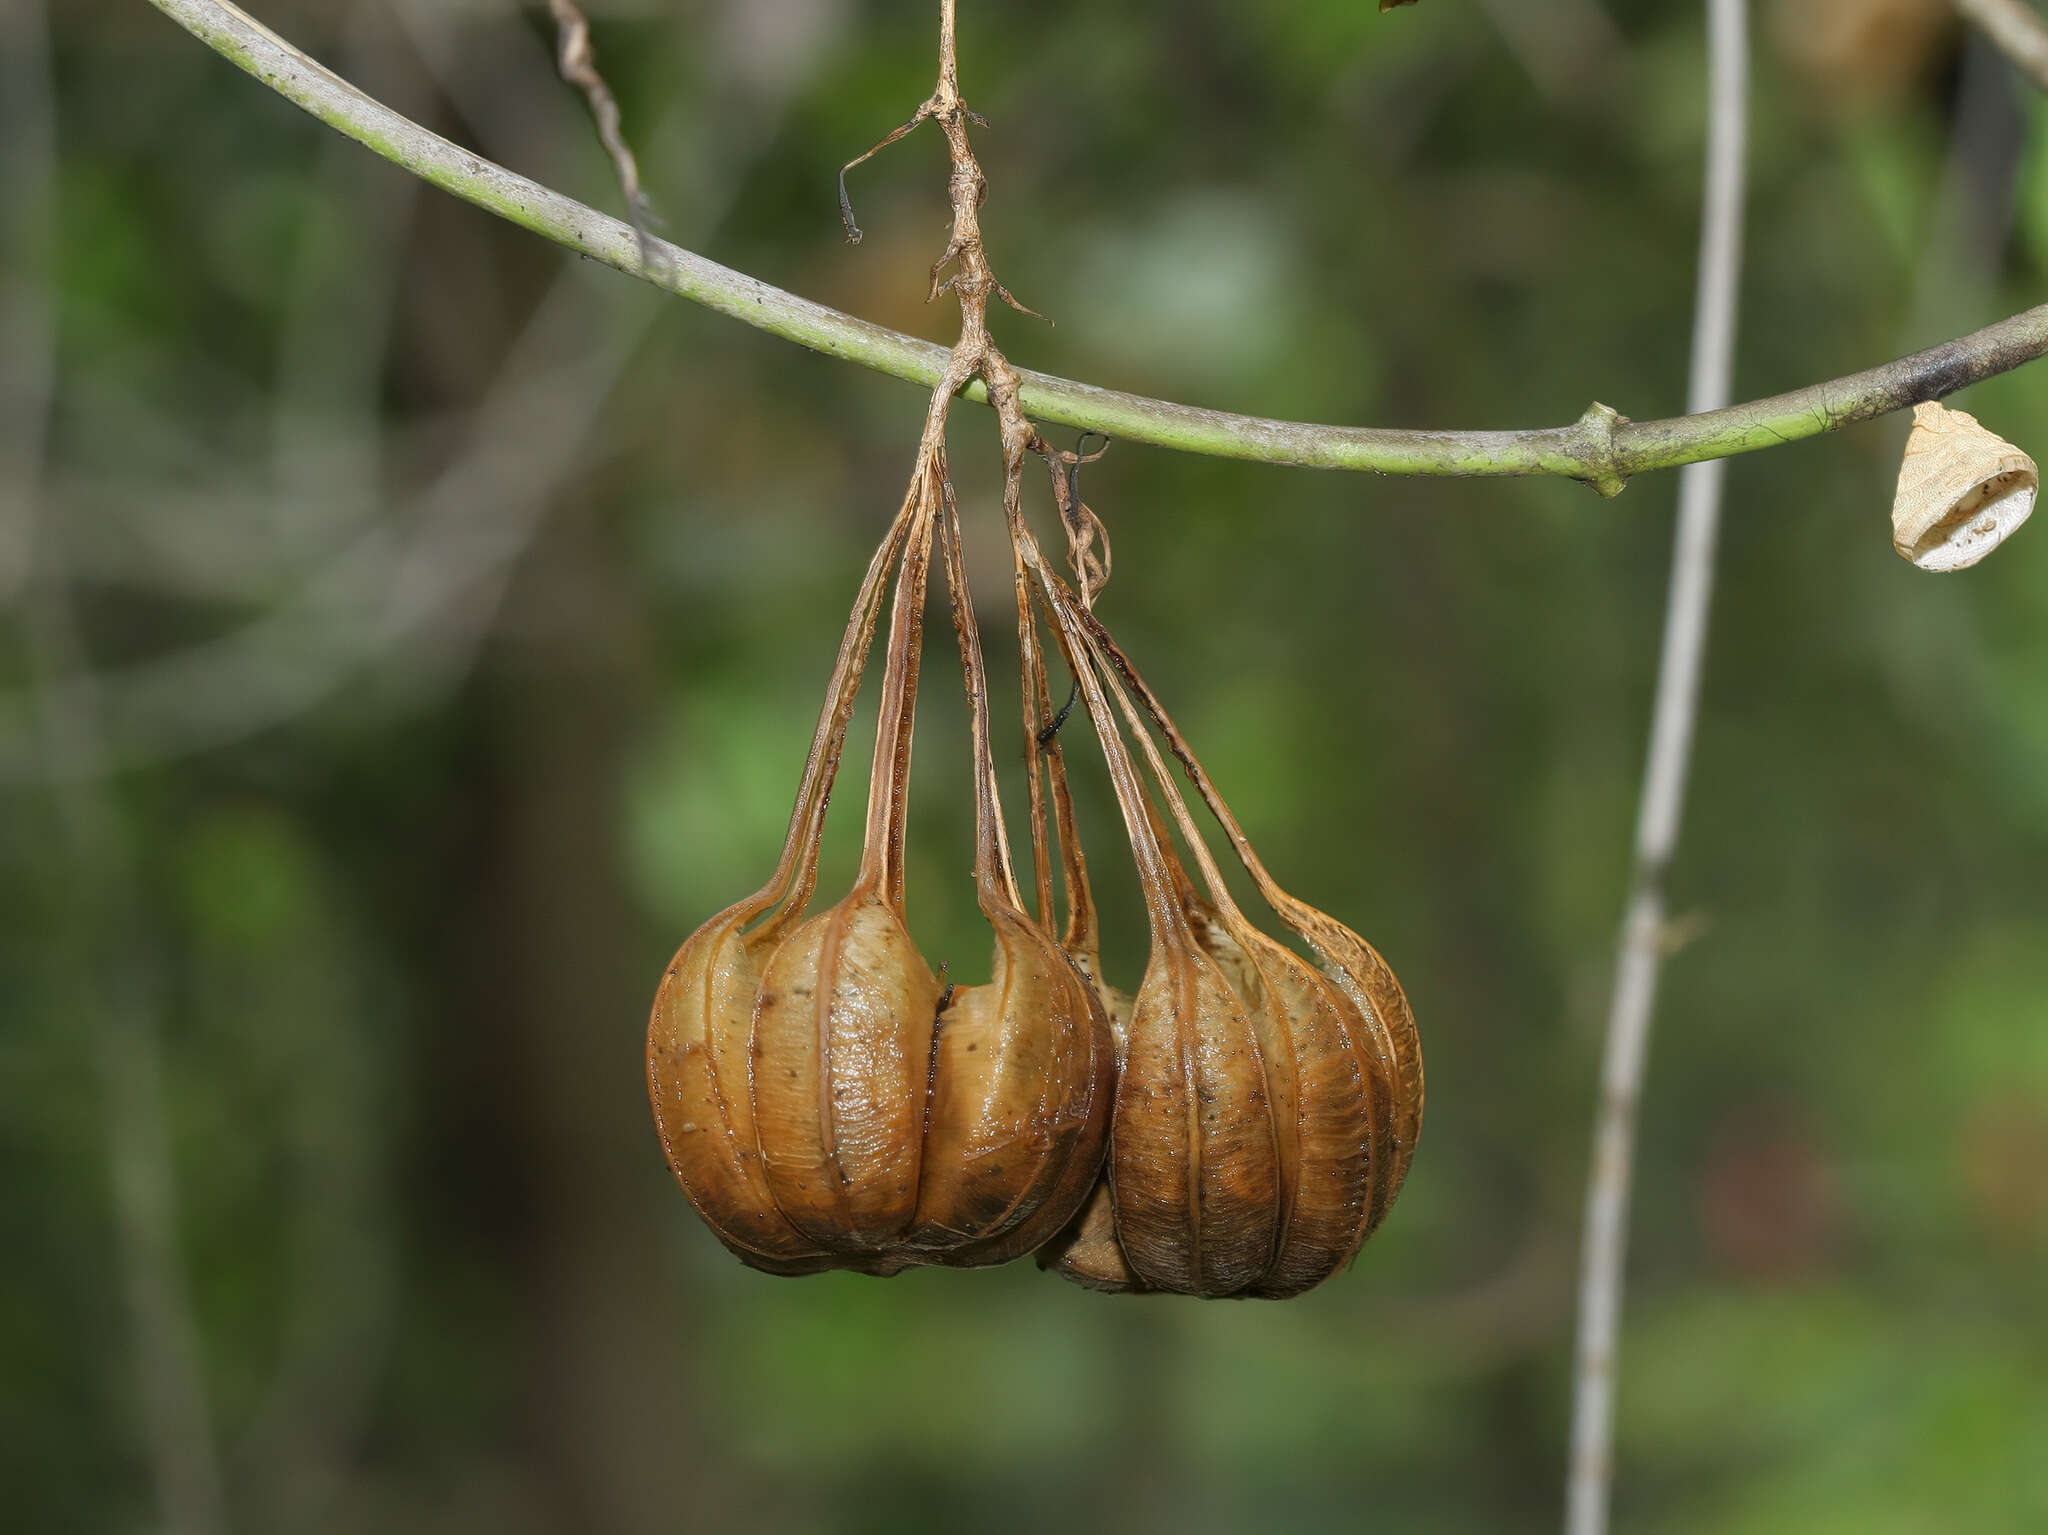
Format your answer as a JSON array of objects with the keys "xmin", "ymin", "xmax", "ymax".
[{"xmin": 5, "ymin": 0, "xmax": 2048, "ymax": 1530}]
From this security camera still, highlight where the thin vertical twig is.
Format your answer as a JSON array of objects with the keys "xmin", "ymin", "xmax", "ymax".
[
  {"xmin": 1565, "ymin": 2, "xmax": 1748, "ymax": 1531},
  {"xmin": 547, "ymin": 0, "xmax": 658, "ymax": 263}
]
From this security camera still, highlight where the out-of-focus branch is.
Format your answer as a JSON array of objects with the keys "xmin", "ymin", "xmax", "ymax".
[
  {"xmin": 147, "ymin": 0, "xmax": 2048, "ymax": 491},
  {"xmin": 1956, "ymin": 0, "xmax": 2048, "ymax": 93},
  {"xmin": 5, "ymin": 2, "xmax": 228, "ymax": 1529},
  {"xmin": 267, "ymin": 3, "xmax": 421, "ymax": 551},
  {"xmin": 1566, "ymin": 2, "xmax": 1749, "ymax": 1533},
  {"xmin": 1905, "ymin": 32, "xmax": 2024, "ymax": 348},
  {"xmin": 0, "ymin": 0, "xmax": 841, "ymax": 782},
  {"xmin": 0, "ymin": 235, "xmax": 650, "ymax": 783}
]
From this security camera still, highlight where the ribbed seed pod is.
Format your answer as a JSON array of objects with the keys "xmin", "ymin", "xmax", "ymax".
[
  {"xmin": 645, "ymin": 495, "xmax": 915, "ymax": 1275},
  {"xmin": 651, "ymin": 450, "xmax": 1113, "ymax": 1275},
  {"xmin": 1180, "ymin": 901, "xmax": 1377, "ymax": 1297},
  {"xmin": 1117, "ymin": 916, "xmax": 1283, "ymax": 1294},
  {"xmin": 1084, "ymin": 606, "xmax": 1423, "ymax": 1241},
  {"xmin": 1026, "ymin": 565, "xmax": 1278, "ymax": 1294},
  {"xmin": 903, "ymin": 483, "xmax": 1113, "ymax": 1264},
  {"xmin": 1026, "ymin": 540, "xmax": 1424, "ymax": 1298},
  {"xmin": 750, "ymin": 462, "xmax": 943, "ymax": 1259}
]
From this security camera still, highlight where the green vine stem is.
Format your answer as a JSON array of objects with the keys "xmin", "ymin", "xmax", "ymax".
[{"xmin": 150, "ymin": 0, "xmax": 2048, "ymax": 496}]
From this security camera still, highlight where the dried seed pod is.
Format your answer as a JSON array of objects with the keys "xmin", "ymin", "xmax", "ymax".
[
  {"xmin": 903, "ymin": 485, "xmax": 1114, "ymax": 1264},
  {"xmin": 1025, "ymin": 537, "xmax": 1423, "ymax": 1298},
  {"xmin": 1109, "ymin": 678, "xmax": 1385, "ymax": 1298},
  {"xmin": 645, "ymin": 495, "xmax": 915, "ymax": 1274},
  {"xmin": 655, "ymin": 447, "xmax": 1112, "ymax": 1276},
  {"xmin": 1020, "ymin": 567, "xmax": 1278, "ymax": 1295},
  {"xmin": 750, "ymin": 464, "xmax": 944, "ymax": 1257},
  {"xmin": 1177, "ymin": 896, "xmax": 1380, "ymax": 1298},
  {"xmin": 1037, "ymin": 989, "xmax": 1143, "ymax": 1293},
  {"xmin": 1892, "ymin": 400, "xmax": 2036, "ymax": 573},
  {"xmin": 1083, "ymin": 610, "xmax": 1423, "ymax": 1235},
  {"xmin": 908, "ymin": 899, "xmax": 1112, "ymax": 1262},
  {"xmin": 1116, "ymin": 878, "xmax": 1284, "ymax": 1294}
]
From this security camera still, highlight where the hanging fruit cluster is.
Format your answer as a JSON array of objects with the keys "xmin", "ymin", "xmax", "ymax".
[{"xmin": 647, "ymin": 1, "xmax": 1423, "ymax": 1298}]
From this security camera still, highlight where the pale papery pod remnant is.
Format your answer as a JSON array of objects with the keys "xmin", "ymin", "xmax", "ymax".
[{"xmin": 1892, "ymin": 401, "xmax": 2036, "ymax": 572}]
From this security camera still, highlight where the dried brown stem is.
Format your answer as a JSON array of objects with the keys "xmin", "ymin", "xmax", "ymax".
[
  {"xmin": 546, "ymin": 0, "xmax": 656, "ymax": 263},
  {"xmin": 851, "ymin": 0, "xmax": 1116, "ymax": 949},
  {"xmin": 839, "ymin": 109, "xmax": 932, "ymax": 245},
  {"xmin": 1012, "ymin": 529, "xmax": 1189, "ymax": 945},
  {"xmin": 852, "ymin": 460, "xmax": 939, "ymax": 913},
  {"xmin": 754, "ymin": 492, "xmax": 918, "ymax": 941},
  {"xmin": 1015, "ymin": 556, "xmax": 1057, "ymax": 928},
  {"xmin": 1022, "ymin": 572, "xmax": 1100, "ymax": 962},
  {"xmin": 938, "ymin": 478, "xmax": 1025, "ymax": 912}
]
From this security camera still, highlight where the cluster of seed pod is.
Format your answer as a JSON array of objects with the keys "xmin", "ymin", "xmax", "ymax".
[
  {"xmin": 647, "ymin": 428, "xmax": 1423, "ymax": 1297},
  {"xmin": 647, "ymin": 443, "xmax": 1115, "ymax": 1276},
  {"xmin": 649, "ymin": 0, "xmax": 1420, "ymax": 1296}
]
